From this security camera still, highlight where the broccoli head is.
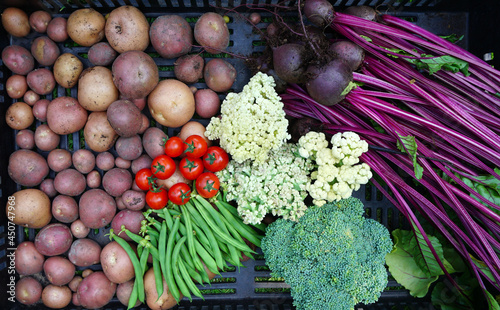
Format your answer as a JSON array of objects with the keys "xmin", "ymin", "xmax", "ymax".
[{"xmin": 261, "ymin": 197, "xmax": 393, "ymax": 310}]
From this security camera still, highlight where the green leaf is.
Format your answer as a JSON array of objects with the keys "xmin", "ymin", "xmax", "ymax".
[
  {"xmin": 340, "ymin": 81, "xmax": 358, "ymax": 96},
  {"xmin": 360, "ymin": 35, "xmax": 372, "ymax": 42},
  {"xmin": 406, "ymin": 54, "xmax": 470, "ymax": 76},
  {"xmin": 396, "ymin": 133, "xmax": 424, "ymax": 179},
  {"xmin": 455, "ymin": 169, "xmax": 500, "ymax": 214},
  {"xmin": 439, "ymin": 34, "xmax": 464, "ymax": 44},
  {"xmin": 412, "ymin": 225, "xmax": 453, "ymax": 276}
]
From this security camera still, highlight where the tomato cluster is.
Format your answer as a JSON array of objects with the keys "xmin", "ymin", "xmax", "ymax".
[{"xmin": 134, "ymin": 135, "xmax": 229, "ymax": 210}]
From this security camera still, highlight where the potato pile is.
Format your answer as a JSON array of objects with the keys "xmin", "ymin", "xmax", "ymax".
[{"xmin": 2, "ymin": 5, "xmax": 241, "ymax": 309}]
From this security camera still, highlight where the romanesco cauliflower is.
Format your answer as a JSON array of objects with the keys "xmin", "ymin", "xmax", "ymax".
[{"xmin": 205, "ymin": 72, "xmax": 290, "ymax": 164}]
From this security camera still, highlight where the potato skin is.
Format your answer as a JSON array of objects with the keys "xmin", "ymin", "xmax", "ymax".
[
  {"xmin": 102, "ymin": 168, "xmax": 133, "ymax": 197},
  {"xmin": 105, "ymin": 6, "xmax": 150, "ymax": 53},
  {"xmin": 1, "ymin": 7, "xmax": 30, "ymax": 37},
  {"xmin": 52, "ymin": 195, "xmax": 79, "ymax": 223},
  {"xmin": 46, "ymin": 96, "xmax": 88, "ymax": 135},
  {"xmin": 100, "ymin": 241, "xmax": 135, "ymax": 284},
  {"xmin": 31, "ymin": 36, "xmax": 60, "ymax": 66},
  {"xmin": 2, "ymin": 45, "xmax": 35, "ymax": 75},
  {"xmin": 42, "ymin": 284, "xmax": 72, "ymax": 309},
  {"xmin": 194, "ymin": 12, "xmax": 230, "ymax": 54},
  {"xmin": 111, "ymin": 210, "xmax": 145, "ymax": 241},
  {"xmin": 43, "ymin": 256, "xmax": 76, "ymax": 286},
  {"xmin": 34, "ymin": 123, "xmax": 60, "ymax": 152},
  {"xmin": 34, "ymin": 223, "xmax": 73, "ymax": 256},
  {"xmin": 29, "ymin": 10, "xmax": 52, "ymax": 33},
  {"xmin": 115, "ymin": 135, "xmax": 143, "ymax": 161},
  {"xmin": 6, "ymin": 74, "xmax": 28, "ymax": 99},
  {"xmin": 72, "ymin": 149, "xmax": 96, "ymax": 174},
  {"xmin": 88, "ymin": 42, "xmax": 117, "ymax": 66},
  {"xmin": 68, "ymin": 238, "xmax": 101, "ymax": 267},
  {"xmin": 107, "ymin": 99, "xmax": 142, "ymax": 137},
  {"xmin": 53, "ymin": 53, "xmax": 83, "ymax": 88},
  {"xmin": 67, "ymin": 8, "xmax": 105, "ymax": 47},
  {"xmin": 144, "ymin": 267, "xmax": 180, "ymax": 310},
  {"xmin": 8, "ymin": 150, "xmax": 49, "ymax": 187},
  {"xmin": 47, "ymin": 17, "xmax": 68, "ymax": 42},
  {"xmin": 16, "ymin": 276, "xmax": 42, "ymax": 306},
  {"xmin": 47, "ymin": 149, "xmax": 72, "ymax": 172},
  {"xmin": 150, "ymin": 15, "xmax": 192, "ymax": 59},
  {"xmin": 6, "ymin": 101, "xmax": 34, "ymax": 130},
  {"xmin": 77, "ymin": 271, "xmax": 116, "ymax": 309},
  {"xmin": 142, "ymin": 127, "xmax": 168, "ymax": 159},
  {"xmin": 204, "ymin": 58, "xmax": 236, "ymax": 92},
  {"xmin": 79, "ymin": 188, "xmax": 116, "ymax": 229},
  {"xmin": 78, "ymin": 66, "xmax": 119, "ymax": 112},
  {"xmin": 148, "ymin": 79, "xmax": 195, "ymax": 128},
  {"xmin": 84, "ymin": 111, "xmax": 118, "ymax": 152},
  {"xmin": 54, "ymin": 168, "xmax": 86, "ymax": 197},
  {"xmin": 15, "ymin": 241, "xmax": 45, "ymax": 276},
  {"xmin": 27, "ymin": 68, "xmax": 56, "ymax": 95},
  {"xmin": 174, "ymin": 54, "xmax": 204, "ymax": 84}
]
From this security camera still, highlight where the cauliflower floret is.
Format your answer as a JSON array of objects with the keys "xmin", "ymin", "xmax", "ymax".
[
  {"xmin": 331, "ymin": 132, "xmax": 369, "ymax": 166},
  {"xmin": 298, "ymin": 131, "xmax": 329, "ymax": 159}
]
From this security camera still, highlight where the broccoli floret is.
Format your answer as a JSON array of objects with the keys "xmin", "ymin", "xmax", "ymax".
[{"xmin": 261, "ymin": 197, "xmax": 393, "ymax": 310}]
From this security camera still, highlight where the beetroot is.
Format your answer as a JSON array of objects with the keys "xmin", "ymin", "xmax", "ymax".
[
  {"xmin": 329, "ymin": 40, "xmax": 365, "ymax": 71},
  {"xmin": 305, "ymin": 59, "xmax": 353, "ymax": 106},
  {"xmin": 342, "ymin": 5, "xmax": 377, "ymax": 21},
  {"xmin": 273, "ymin": 43, "xmax": 307, "ymax": 84},
  {"xmin": 303, "ymin": 0, "xmax": 334, "ymax": 27}
]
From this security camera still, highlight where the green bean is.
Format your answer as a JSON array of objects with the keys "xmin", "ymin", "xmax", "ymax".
[
  {"xmin": 148, "ymin": 233, "xmax": 163, "ymax": 300},
  {"xmin": 180, "ymin": 205, "xmax": 197, "ymax": 267},
  {"xmin": 166, "ymin": 216, "xmax": 181, "ymax": 302},
  {"xmin": 190, "ymin": 219, "xmax": 211, "ymax": 247},
  {"xmin": 199, "ymin": 215, "xmax": 225, "ymax": 270},
  {"xmin": 216, "ymin": 201, "xmax": 263, "ymax": 247},
  {"xmin": 172, "ymin": 236, "xmax": 191, "ymax": 301},
  {"xmin": 183, "ymin": 259, "xmax": 204, "ymax": 285},
  {"xmin": 146, "ymin": 227, "xmax": 160, "ymax": 240},
  {"xmin": 193, "ymin": 237, "xmax": 219, "ymax": 275},
  {"xmin": 178, "ymin": 259, "xmax": 204, "ymax": 300},
  {"xmin": 127, "ymin": 277, "xmax": 139, "ymax": 310},
  {"xmin": 183, "ymin": 203, "xmax": 215, "ymax": 273},
  {"xmin": 123, "ymin": 228, "xmax": 146, "ymax": 245},
  {"xmin": 159, "ymin": 221, "xmax": 168, "ymax": 287},
  {"xmin": 163, "ymin": 208, "xmax": 174, "ymax": 229},
  {"xmin": 218, "ymin": 200, "xmax": 267, "ymax": 232}
]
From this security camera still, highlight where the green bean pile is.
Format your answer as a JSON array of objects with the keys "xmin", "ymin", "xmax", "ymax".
[{"xmin": 108, "ymin": 194, "xmax": 266, "ymax": 309}]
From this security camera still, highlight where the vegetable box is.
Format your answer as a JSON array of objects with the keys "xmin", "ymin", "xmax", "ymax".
[{"xmin": 0, "ymin": 0, "xmax": 498, "ymax": 309}]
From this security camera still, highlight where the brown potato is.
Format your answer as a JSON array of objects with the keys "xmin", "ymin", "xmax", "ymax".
[
  {"xmin": 79, "ymin": 189, "xmax": 116, "ymax": 229},
  {"xmin": 15, "ymin": 241, "xmax": 45, "ymax": 276},
  {"xmin": 67, "ymin": 8, "xmax": 105, "ymax": 47},
  {"xmin": 112, "ymin": 51, "xmax": 159, "ymax": 100},
  {"xmin": 105, "ymin": 6, "xmax": 149, "ymax": 53},
  {"xmin": 78, "ymin": 66, "xmax": 118, "ymax": 111},
  {"xmin": 1, "ymin": 7, "xmax": 30, "ymax": 37},
  {"xmin": 47, "ymin": 149, "xmax": 72, "ymax": 172},
  {"xmin": 148, "ymin": 79, "xmax": 195, "ymax": 127},
  {"xmin": 16, "ymin": 276, "xmax": 42, "ymax": 306},
  {"xmin": 68, "ymin": 276, "xmax": 83, "ymax": 292},
  {"xmin": 1, "ymin": 45, "xmax": 35, "ymax": 75},
  {"xmin": 34, "ymin": 223, "xmax": 73, "ymax": 256},
  {"xmin": 8, "ymin": 150, "xmax": 49, "ymax": 187},
  {"xmin": 150, "ymin": 14, "xmax": 192, "ymax": 59},
  {"xmin": 5, "ymin": 101, "xmax": 34, "ymax": 130},
  {"xmin": 54, "ymin": 168, "xmax": 86, "ymax": 197},
  {"xmin": 47, "ymin": 17, "xmax": 68, "ymax": 42},
  {"xmin": 194, "ymin": 12, "xmax": 230, "ymax": 54},
  {"xmin": 43, "ymin": 256, "xmax": 76, "ymax": 286},
  {"xmin": 53, "ymin": 53, "xmax": 83, "ymax": 88},
  {"xmin": 34, "ymin": 124, "xmax": 60, "ymax": 151},
  {"xmin": 52, "ymin": 195, "xmax": 79, "ymax": 223},
  {"xmin": 29, "ymin": 10, "xmax": 52, "ymax": 33},
  {"xmin": 31, "ymin": 36, "xmax": 60, "ymax": 66},
  {"xmin": 84, "ymin": 111, "xmax": 118, "ymax": 152},
  {"xmin": 42, "ymin": 285, "xmax": 72, "ymax": 309},
  {"xmin": 26, "ymin": 68, "xmax": 56, "ymax": 95},
  {"xmin": 6, "ymin": 74, "xmax": 28, "ymax": 99},
  {"xmin": 46, "ymin": 96, "xmax": 88, "ymax": 135}
]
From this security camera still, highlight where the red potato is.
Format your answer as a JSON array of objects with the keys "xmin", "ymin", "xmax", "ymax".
[
  {"xmin": 249, "ymin": 12, "xmax": 262, "ymax": 24},
  {"xmin": 195, "ymin": 88, "xmax": 220, "ymax": 118},
  {"xmin": 1, "ymin": 45, "xmax": 35, "ymax": 75},
  {"xmin": 116, "ymin": 196, "xmax": 127, "ymax": 210},
  {"xmin": 77, "ymin": 271, "xmax": 116, "ymax": 309},
  {"xmin": 96, "ymin": 151, "xmax": 115, "ymax": 171},
  {"xmin": 68, "ymin": 276, "xmax": 83, "ymax": 292},
  {"xmin": 72, "ymin": 149, "xmax": 96, "ymax": 174},
  {"xmin": 47, "ymin": 17, "xmax": 68, "ymax": 42},
  {"xmin": 102, "ymin": 168, "xmax": 133, "ymax": 197},
  {"xmin": 1, "ymin": 7, "xmax": 30, "ymax": 37},
  {"xmin": 72, "ymin": 292, "xmax": 81, "ymax": 306},
  {"xmin": 67, "ymin": 8, "xmax": 105, "ymax": 47},
  {"xmin": 47, "ymin": 149, "xmax": 72, "ymax": 172},
  {"xmin": 43, "ymin": 256, "xmax": 76, "ymax": 286},
  {"xmin": 15, "ymin": 129, "xmax": 35, "ymax": 149},
  {"xmin": 68, "ymin": 238, "xmax": 101, "ymax": 267},
  {"xmin": 88, "ymin": 42, "xmax": 117, "ymax": 66},
  {"xmin": 194, "ymin": 12, "xmax": 230, "ymax": 54},
  {"xmin": 144, "ymin": 267, "xmax": 180, "ymax": 310},
  {"xmin": 204, "ymin": 58, "xmax": 237, "ymax": 92},
  {"xmin": 101, "ymin": 241, "xmax": 135, "ymax": 283},
  {"xmin": 79, "ymin": 188, "xmax": 116, "ymax": 229},
  {"xmin": 111, "ymin": 210, "xmax": 145, "ymax": 242},
  {"xmin": 16, "ymin": 276, "xmax": 42, "ymax": 306},
  {"xmin": 46, "ymin": 96, "xmax": 88, "ymax": 135},
  {"xmin": 107, "ymin": 99, "xmax": 142, "ymax": 137},
  {"xmin": 142, "ymin": 127, "xmax": 168, "ymax": 159},
  {"xmin": 6, "ymin": 74, "xmax": 28, "ymax": 99},
  {"xmin": 178, "ymin": 120, "xmax": 211, "ymax": 146},
  {"xmin": 26, "ymin": 68, "xmax": 56, "ymax": 95},
  {"xmin": 33, "ymin": 98, "xmax": 50, "ymax": 122},
  {"xmin": 52, "ymin": 195, "xmax": 79, "ymax": 223},
  {"xmin": 54, "ymin": 168, "xmax": 86, "ymax": 197},
  {"xmin": 150, "ymin": 14, "xmax": 193, "ymax": 59},
  {"xmin": 39, "ymin": 178, "xmax": 57, "ymax": 198},
  {"xmin": 117, "ymin": 280, "xmax": 142, "ymax": 307},
  {"xmin": 115, "ymin": 157, "xmax": 131, "ymax": 169},
  {"xmin": 148, "ymin": 79, "xmax": 195, "ymax": 127},
  {"xmin": 131, "ymin": 154, "xmax": 153, "ymax": 174},
  {"xmin": 105, "ymin": 5, "xmax": 150, "ymax": 53},
  {"xmin": 70, "ymin": 219, "xmax": 90, "ymax": 239},
  {"xmin": 15, "ymin": 241, "xmax": 45, "ymax": 276},
  {"xmin": 84, "ymin": 111, "xmax": 118, "ymax": 152},
  {"xmin": 86, "ymin": 170, "xmax": 101, "ymax": 188},
  {"xmin": 7, "ymin": 189, "xmax": 52, "ymax": 229},
  {"xmin": 174, "ymin": 54, "xmax": 204, "ymax": 84},
  {"xmin": 8, "ymin": 149, "xmax": 49, "ymax": 187},
  {"xmin": 29, "ymin": 10, "xmax": 52, "ymax": 33},
  {"xmin": 42, "ymin": 284, "xmax": 72, "ymax": 309},
  {"xmin": 23, "ymin": 90, "xmax": 39, "ymax": 106},
  {"xmin": 121, "ymin": 190, "xmax": 146, "ymax": 211},
  {"xmin": 5, "ymin": 101, "xmax": 34, "ymax": 130},
  {"xmin": 31, "ymin": 36, "xmax": 60, "ymax": 66},
  {"xmin": 115, "ymin": 134, "xmax": 143, "ymax": 161},
  {"xmin": 34, "ymin": 124, "xmax": 60, "ymax": 151},
  {"xmin": 139, "ymin": 113, "xmax": 150, "ymax": 134},
  {"xmin": 34, "ymin": 223, "xmax": 73, "ymax": 256}
]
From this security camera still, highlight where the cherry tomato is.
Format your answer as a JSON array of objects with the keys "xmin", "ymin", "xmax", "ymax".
[
  {"xmin": 151, "ymin": 155, "xmax": 176, "ymax": 180},
  {"xmin": 203, "ymin": 146, "xmax": 229, "ymax": 172},
  {"xmin": 179, "ymin": 157, "xmax": 204, "ymax": 180},
  {"xmin": 184, "ymin": 135, "xmax": 208, "ymax": 158},
  {"xmin": 135, "ymin": 168, "xmax": 156, "ymax": 191},
  {"xmin": 195, "ymin": 172, "xmax": 220, "ymax": 199},
  {"xmin": 164, "ymin": 136, "xmax": 185, "ymax": 158},
  {"xmin": 146, "ymin": 188, "xmax": 168, "ymax": 210},
  {"xmin": 168, "ymin": 182, "xmax": 192, "ymax": 205}
]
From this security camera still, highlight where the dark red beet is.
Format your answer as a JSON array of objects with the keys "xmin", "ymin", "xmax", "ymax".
[
  {"xmin": 329, "ymin": 40, "xmax": 365, "ymax": 71},
  {"xmin": 342, "ymin": 6, "xmax": 377, "ymax": 21},
  {"xmin": 272, "ymin": 43, "xmax": 307, "ymax": 84},
  {"xmin": 305, "ymin": 59, "xmax": 353, "ymax": 106},
  {"xmin": 304, "ymin": 0, "xmax": 334, "ymax": 27}
]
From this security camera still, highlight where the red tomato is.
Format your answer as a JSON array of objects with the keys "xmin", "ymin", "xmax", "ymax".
[
  {"xmin": 184, "ymin": 135, "xmax": 208, "ymax": 158},
  {"xmin": 195, "ymin": 172, "xmax": 220, "ymax": 198},
  {"xmin": 203, "ymin": 146, "xmax": 229, "ymax": 172},
  {"xmin": 164, "ymin": 136, "xmax": 185, "ymax": 158},
  {"xmin": 151, "ymin": 155, "xmax": 176, "ymax": 180},
  {"xmin": 179, "ymin": 157, "xmax": 204, "ymax": 180},
  {"xmin": 135, "ymin": 168, "xmax": 156, "ymax": 191},
  {"xmin": 146, "ymin": 188, "xmax": 168, "ymax": 210},
  {"xmin": 168, "ymin": 182, "xmax": 192, "ymax": 205}
]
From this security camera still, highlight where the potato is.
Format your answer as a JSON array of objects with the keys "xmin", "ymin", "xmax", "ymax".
[
  {"xmin": 34, "ymin": 124, "xmax": 60, "ymax": 151},
  {"xmin": 31, "ymin": 36, "xmax": 60, "ymax": 66},
  {"xmin": 77, "ymin": 271, "xmax": 116, "ymax": 309},
  {"xmin": 67, "ymin": 8, "xmax": 105, "ymax": 46},
  {"xmin": 43, "ymin": 256, "xmax": 76, "ymax": 285},
  {"xmin": 42, "ymin": 284, "xmax": 72, "ymax": 309},
  {"xmin": 150, "ymin": 14, "xmax": 192, "ymax": 59},
  {"xmin": 138, "ymin": 113, "xmax": 150, "ymax": 134},
  {"xmin": 72, "ymin": 149, "xmax": 95, "ymax": 174},
  {"xmin": 116, "ymin": 196, "xmax": 127, "ymax": 210},
  {"xmin": 39, "ymin": 178, "xmax": 57, "ymax": 198},
  {"xmin": 195, "ymin": 88, "xmax": 220, "ymax": 118},
  {"xmin": 1, "ymin": 8, "xmax": 30, "ymax": 37},
  {"xmin": 26, "ymin": 68, "xmax": 56, "ymax": 95},
  {"xmin": 1, "ymin": 45, "xmax": 34, "ymax": 75},
  {"xmin": 144, "ymin": 267, "xmax": 180, "ymax": 310},
  {"xmin": 68, "ymin": 276, "xmax": 83, "ymax": 292},
  {"xmin": 112, "ymin": 50, "xmax": 159, "ymax": 99},
  {"xmin": 68, "ymin": 238, "xmax": 101, "ymax": 267},
  {"xmin": 53, "ymin": 53, "xmax": 83, "ymax": 88},
  {"xmin": 82, "ymin": 269, "xmax": 94, "ymax": 278},
  {"xmin": 79, "ymin": 188, "xmax": 116, "ymax": 229},
  {"xmin": 148, "ymin": 79, "xmax": 195, "ymax": 127},
  {"xmin": 115, "ymin": 134, "xmax": 143, "ymax": 161},
  {"xmin": 142, "ymin": 127, "xmax": 167, "ymax": 159},
  {"xmin": 47, "ymin": 17, "xmax": 68, "ymax": 42},
  {"xmin": 111, "ymin": 210, "xmax": 145, "ymax": 242},
  {"xmin": 101, "ymin": 241, "xmax": 135, "ymax": 284},
  {"xmin": 15, "ymin": 129, "xmax": 35, "ymax": 149},
  {"xmin": 117, "ymin": 280, "xmax": 141, "ymax": 307},
  {"xmin": 115, "ymin": 157, "xmax": 131, "ymax": 169},
  {"xmin": 34, "ymin": 223, "xmax": 73, "ymax": 256},
  {"xmin": 33, "ymin": 98, "xmax": 50, "ymax": 122},
  {"xmin": 8, "ymin": 150, "xmax": 49, "ymax": 187},
  {"xmin": 16, "ymin": 276, "xmax": 42, "ymax": 306},
  {"xmin": 107, "ymin": 99, "xmax": 142, "ymax": 137},
  {"xmin": 84, "ymin": 111, "xmax": 118, "ymax": 152},
  {"xmin": 120, "ymin": 95, "xmax": 147, "ymax": 111},
  {"xmin": 52, "ymin": 195, "xmax": 79, "ymax": 223},
  {"xmin": 47, "ymin": 149, "xmax": 72, "ymax": 172},
  {"xmin": 46, "ymin": 96, "xmax": 88, "ymax": 135},
  {"xmin": 15, "ymin": 241, "xmax": 45, "ymax": 276},
  {"xmin": 88, "ymin": 42, "xmax": 117, "ymax": 66},
  {"xmin": 131, "ymin": 154, "xmax": 153, "ymax": 175},
  {"xmin": 78, "ymin": 66, "xmax": 119, "ymax": 111},
  {"xmin": 96, "ymin": 151, "xmax": 115, "ymax": 171},
  {"xmin": 178, "ymin": 120, "xmax": 211, "ymax": 146},
  {"xmin": 174, "ymin": 54, "xmax": 204, "ymax": 84},
  {"xmin": 6, "ymin": 74, "xmax": 27, "ymax": 99},
  {"xmin": 5, "ymin": 101, "xmax": 34, "ymax": 130},
  {"xmin": 70, "ymin": 219, "xmax": 90, "ymax": 239},
  {"xmin": 29, "ymin": 10, "xmax": 52, "ymax": 33},
  {"xmin": 105, "ymin": 5, "xmax": 150, "ymax": 53},
  {"xmin": 204, "ymin": 58, "xmax": 236, "ymax": 92},
  {"xmin": 23, "ymin": 90, "xmax": 39, "ymax": 106},
  {"xmin": 102, "ymin": 168, "xmax": 133, "ymax": 197},
  {"xmin": 86, "ymin": 170, "xmax": 101, "ymax": 188},
  {"xmin": 194, "ymin": 12, "xmax": 230, "ymax": 54},
  {"xmin": 54, "ymin": 168, "xmax": 86, "ymax": 197},
  {"xmin": 121, "ymin": 190, "xmax": 146, "ymax": 211}
]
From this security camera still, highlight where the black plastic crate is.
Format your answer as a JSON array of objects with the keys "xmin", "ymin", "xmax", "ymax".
[{"xmin": 0, "ymin": 0, "xmax": 498, "ymax": 309}]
